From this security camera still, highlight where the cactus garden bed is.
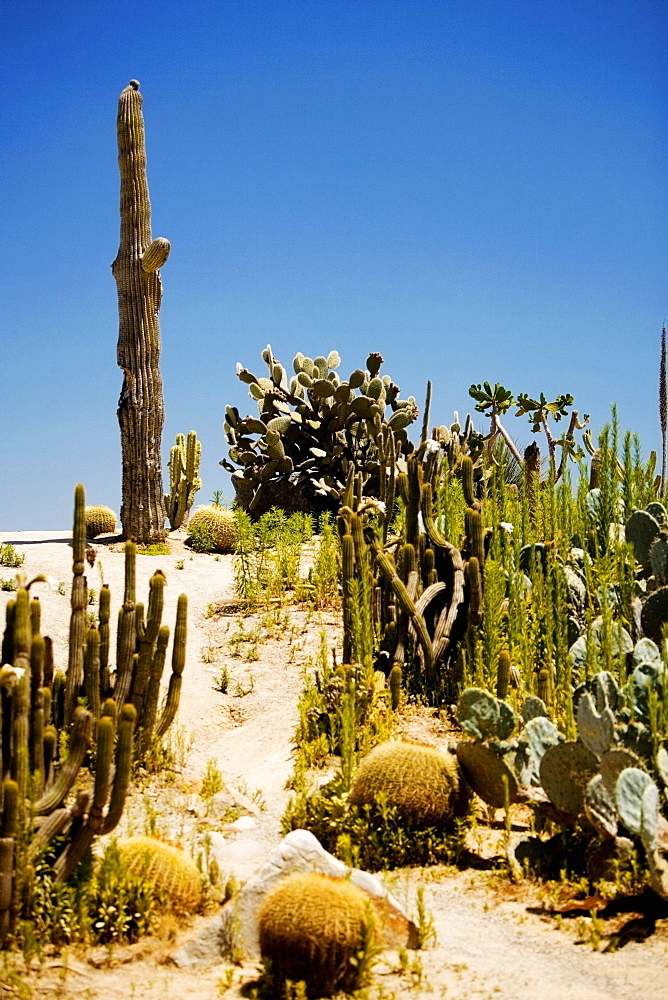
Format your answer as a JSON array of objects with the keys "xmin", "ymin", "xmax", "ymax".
[{"xmin": 1, "ymin": 523, "xmax": 667, "ymax": 1000}]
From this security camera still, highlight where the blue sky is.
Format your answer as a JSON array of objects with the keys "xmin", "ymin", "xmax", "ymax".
[{"xmin": 1, "ymin": 0, "xmax": 666, "ymax": 528}]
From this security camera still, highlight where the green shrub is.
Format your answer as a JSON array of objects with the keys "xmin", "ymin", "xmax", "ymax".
[{"xmin": 0, "ymin": 544, "xmax": 24, "ymax": 568}]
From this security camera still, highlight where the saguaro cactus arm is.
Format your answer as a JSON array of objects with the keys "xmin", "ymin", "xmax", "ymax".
[{"xmin": 112, "ymin": 79, "xmax": 168, "ymax": 543}]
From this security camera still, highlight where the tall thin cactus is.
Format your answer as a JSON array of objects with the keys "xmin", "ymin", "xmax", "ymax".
[
  {"xmin": 112, "ymin": 80, "xmax": 169, "ymax": 543},
  {"xmin": 660, "ymin": 324, "xmax": 667, "ymax": 498}
]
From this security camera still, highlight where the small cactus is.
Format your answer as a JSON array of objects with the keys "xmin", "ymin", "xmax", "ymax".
[
  {"xmin": 84, "ymin": 505, "xmax": 117, "ymax": 538},
  {"xmin": 349, "ymin": 741, "xmax": 465, "ymax": 828},
  {"xmin": 258, "ymin": 872, "xmax": 374, "ymax": 996},
  {"xmin": 117, "ymin": 836, "xmax": 202, "ymax": 914},
  {"xmin": 187, "ymin": 505, "xmax": 237, "ymax": 552}
]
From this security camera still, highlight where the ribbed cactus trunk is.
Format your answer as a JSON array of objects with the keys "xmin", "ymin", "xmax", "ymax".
[{"xmin": 112, "ymin": 80, "xmax": 169, "ymax": 542}]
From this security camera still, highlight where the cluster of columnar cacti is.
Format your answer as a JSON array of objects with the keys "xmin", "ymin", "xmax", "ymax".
[
  {"xmin": 454, "ymin": 667, "xmax": 668, "ymax": 896},
  {"xmin": 84, "ymin": 505, "xmax": 117, "ymax": 538},
  {"xmin": 0, "ymin": 484, "xmax": 188, "ymax": 945},
  {"xmin": 258, "ymin": 871, "xmax": 374, "ymax": 997},
  {"xmin": 164, "ymin": 431, "xmax": 202, "ymax": 530},
  {"xmin": 338, "ymin": 442, "xmax": 486, "ymax": 701},
  {"xmin": 222, "ymin": 345, "xmax": 419, "ymax": 518}
]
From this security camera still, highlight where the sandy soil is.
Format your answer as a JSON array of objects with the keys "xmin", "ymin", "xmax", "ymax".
[{"xmin": 1, "ymin": 530, "xmax": 667, "ymax": 1000}]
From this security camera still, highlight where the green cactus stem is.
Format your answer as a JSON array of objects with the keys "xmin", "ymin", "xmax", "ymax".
[
  {"xmin": 388, "ymin": 663, "xmax": 402, "ymax": 710},
  {"xmin": 112, "ymin": 80, "xmax": 168, "ymax": 543},
  {"xmin": 496, "ymin": 649, "xmax": 511, "ymax": 701},
  {"xmin": 64, "ymin": 484, "xmax": 87, "ymax": 724},
  {"xmin": 155, "ymin": 595, "xmax": 187, "ymax": 739},
  {"xmin": 53, "ymin": 704, "xmax": 136, "ymax": 882},
  {"xmin": 165, "ymin": 431, "xmax": 202, "ymax": 530}
]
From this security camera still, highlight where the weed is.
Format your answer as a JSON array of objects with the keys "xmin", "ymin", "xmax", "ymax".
[
  {"xmin": 88, "ymin": 587, "xmax": 97, "ymax": 605},
  {"xmin": 175, "ymin": 559, "xmax": 185, "ymax": 570},
  {"xmin": 415, "ymin": 886, "xmax": 437, "ymax": 948},
  {"xmin": 233, "ymin": 675, "xmax": 255, "ymax": 697},
  {"xmin": 188, "ymin": 521, "xmax": 221, "ymax": 552},
  {"xmin": 213, "ymin": 666, "xmax": 230, "ymax": 693},
  {"xmin": 576, "ymin": 909, "xmax": 604, "ymax": 951},
  {"xmin": 201, "ymin": 758, "xmax": 225, "ymax": 801},
  {"xmin": 205, "ymin": 601, "xmax": 226, "ymax": 618},
  {"xmin": 0, "ymin": 543, "xmax": 25, "ymax": 567},
  {"xmin": 216, "ymin": 967, "xmax": 236, "ymax": 994},
  {"xmin": 0, "ymin": 577, "xmax": 17, "ymax": 591},
  {"xmin": 201, "ymin": 643, "xmax": 219, "ymax": 664},
  {"xmin": 136, "ymin": 541, "xmax": 171, "ymax": 555},
  {"xmin": 56, "ymin": 580, "xmax": 67, "ymax": 595},
  {"xmin": 144, "ymin": 723, "xmax": 194, "ymax": 773}
]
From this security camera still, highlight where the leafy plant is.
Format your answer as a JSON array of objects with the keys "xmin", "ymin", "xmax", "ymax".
[{"xmin": 0, "ymin": 544, "xmax": 25, "ymax": 568}]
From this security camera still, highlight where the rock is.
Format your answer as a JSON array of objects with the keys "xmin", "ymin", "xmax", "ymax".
[
  {"xmin": 222, "ymin": 815, "xmax": 256, "ymax": 832},
  {"xmin": 168, "ymin": 829, "xmax": 418, "ymax": 967},
  {"xmin": 211, "ymin": 786, "xmax": 261, "ymax": 818}
]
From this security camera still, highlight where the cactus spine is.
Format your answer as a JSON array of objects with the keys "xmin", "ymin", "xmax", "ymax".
[{"xmin": 112, "ymin": 80, "xmax": 168, "ymax": 543}]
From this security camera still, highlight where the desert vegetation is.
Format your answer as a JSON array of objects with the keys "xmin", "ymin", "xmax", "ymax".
[
  {"xmin": 1, "ymin": 81, "xmax": 666, "ymax": 1000},
  {"xmin": 3, "ymin": 340, "xmax": 668, "ymax": 997}
]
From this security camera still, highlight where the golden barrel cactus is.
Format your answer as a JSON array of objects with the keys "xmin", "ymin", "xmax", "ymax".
[
  {"xmin": 187, "ymin": 504, "xmax": 237, "ymax": 553},
  {"xmin": 258, "ymin": 872, "xmax": 373, "ymax": 996},
  {"xmin": 349, "ymin": 740, "xmax": 466, "ymax": 828},
  {"xmin": 84, "ymin": 505, "xmax": 117, "ymax": 538},
  {"xmin": 117, "ymin": 836, "xmax": 201, "ymax": 914}
]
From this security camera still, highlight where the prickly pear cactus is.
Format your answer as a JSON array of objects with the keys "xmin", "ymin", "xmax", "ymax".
[
  {"xmin": 222, "ymin": 346, "xmax": 419, "ymax": 517},
  {"xmin": 625, "ymin": 508, "xmax": 661, "ymax": 571},
  {"xmin": 456, "ymin": 741, "xmax": 519, "ymax": 808},
  {"xmin": 457, "ymin": 688, "xmax": 517, "ymax": 742},
  {"xmin": 640, "ymin": 587, "xmax": 668, "ymax": 644}
]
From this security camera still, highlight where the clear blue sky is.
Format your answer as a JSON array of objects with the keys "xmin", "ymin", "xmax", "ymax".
[{"xmin": 1, "ymin": 0, "xmax": 666, "ymax": 529}]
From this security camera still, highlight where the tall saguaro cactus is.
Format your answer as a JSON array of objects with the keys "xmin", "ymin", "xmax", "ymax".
[{"xmin": 112, "ymin": 80, "xmax": 169, "ymax": 542}]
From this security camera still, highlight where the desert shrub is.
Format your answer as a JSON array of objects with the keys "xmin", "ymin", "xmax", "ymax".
[{"xmin": 0, "ymin": 544, "xmax": 24, "ymax": 568}]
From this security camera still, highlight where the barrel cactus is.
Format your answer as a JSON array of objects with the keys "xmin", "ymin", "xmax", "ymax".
[
  {"xmin": 117, "ymin": 836, "xmax": 201, "ymax": 914},
  {"xmin": 258, "ymin": 872, "xmax": 374, "ymax": 996},
  {"xmin": 84, "ymin": 505, "xmax": 117, "ymax": 538},
  {"xmin": 187, "ymin": 504, "xmax": 237, "ymax": 553},
  {"xmin": 349, "ymin": 741, "xmax": 465, "ymax": 828},
  {"xmin": 222, "ymin": 345, "xmax": 419, "ymax": 518}
]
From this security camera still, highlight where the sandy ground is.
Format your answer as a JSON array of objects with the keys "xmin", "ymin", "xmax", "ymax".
[{"xmin": 1, "ymin": 530, "xmax": 668, "ymax": 1000}]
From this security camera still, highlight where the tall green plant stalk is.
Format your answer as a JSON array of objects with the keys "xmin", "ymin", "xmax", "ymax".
[{"xmin": 660, "ymin": 324, "xmax": 667, "ymax": 497}]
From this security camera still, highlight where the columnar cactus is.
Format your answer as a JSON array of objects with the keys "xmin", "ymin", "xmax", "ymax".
[
  {"xmin": 165, "ymin": 431, "xmax": 202, "ymax": 530},
  {"xmin": 112, "ymin": 80, "xmax": 168, "ymax": 543},
  {"xmin": 0, "ymin": 483, "xmax": 189, "ymax": 944}
]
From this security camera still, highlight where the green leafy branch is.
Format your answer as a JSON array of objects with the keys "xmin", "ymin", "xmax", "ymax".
[{"xmin": 469, "ymin": 382, "xmax": 588, "ymax": 479}]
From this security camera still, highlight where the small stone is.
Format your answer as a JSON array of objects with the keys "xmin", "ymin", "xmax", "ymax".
[{"xmin": 223, "ymin": 815, "xmax": 256, "ymax": 832}]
